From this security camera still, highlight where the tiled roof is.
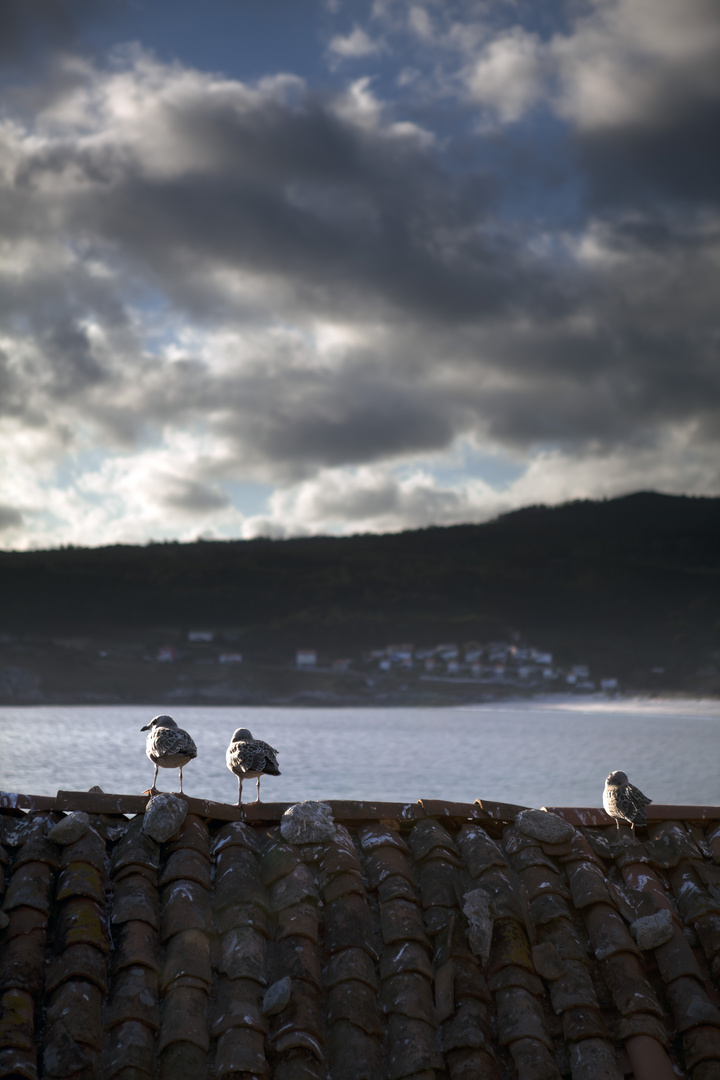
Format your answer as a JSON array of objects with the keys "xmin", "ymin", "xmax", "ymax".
[{"xmin": 1, "ymin": 792, "xmax": 720, "ymax": 1080}]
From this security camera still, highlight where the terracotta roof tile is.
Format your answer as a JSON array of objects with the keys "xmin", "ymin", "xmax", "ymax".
[
  {"xmin": 214, "ymin": 1023, "xmax": 268, "ymax": 1076},
  {"xmin": 12, "ymin": 825, "xmax": 59, "ymax": 869},
  {"xmin": 386, "ymin": 1013, "xmax": 443, "ymax": 1078},
  {"xmin": 219, "ymin": 925, "xmax": 267, "ymax": 981},
  {"xmin": 277, "ymin": 934, "xmax": 323, "ymax": 988},
  {"xmin": 110, "ymin": 818, "xmax": 160, "ymax": 875},
  {"xmin": 104, "ymin": 964, "xmax": 159, "ymax": 1029},
  {"xmin": 54, "ymin": 896, "xmax": 109, "ymax": 953},
  {"xmin": 158, "ymin": 1039, "xmax": 208, "ymax": 1080},
  {"xmin": 3, "ymin": 794, "xmax": 720, "ymax": 1078},
  {"xmin": 113, "ymin": 918, "xmax": 161, "ymax": 974},
  {"xmin": 55, "ymin": 861, "xmax": 106, "ymax": 904},
  {"xmin": 101, "ymin": 1018, "xmax": 156, "ymax": 1078},
  {"xmin": 157, "ymin": 983, "xmax": 210, "ymax": 1052},
  {"xmin": 0, "ymin": 1046, "xmax": 38, "ymax": 1080},
  {"xmin": 358, "ymin": 822, "xmax": 411, "ymax": 854},
  {"xmin": 3, "ymin": 861, "xmax": 54, "ymax": 914},
  {"xmin": 0, "ymin": 987, "xmax": 35, "ymax": 1051},
  {"xmin": 45, "ymin": 978, "xmax": 104, "ymax": 1051},
  {"xmin": 377, "ymin": 873, "xmax": 418, "ymax": 904},
  {"xmin": 110, "ymin": 871, "xmax": 160, "ymax": 928},
  {"xmin": 695, "ymin": 914, "xmax": 720, "ymax": 979},
  {"xmin": 271, "ymin": 979, "xmax": 325, "ymax": 1059},
  {"xmin": 46, "ymin": 941, "xmax": 108, "ymax": 992},
  {"xmin": 215, "ymin": 898, "xmax": 269, "ymax": 936},
  {"xmin": 157, "ymin": 848, "xmax": 211, "ymax": 890},
  {"xmin": 160, "ymin": 926, "xmax": 211, "ymax": 991},
  {"xmin": 325, "ymin": 892, "xmax": 378, "ymax": 958},
  {"xmin": 0, "ymin": 922, "xmax": 47, "ymax": 994},
  {"xmin": 509, "ymin": 1033, "xmax": 563, "ymax": 1079},
  {"xmin": 211, "ymin": 974, "xmax": 267, "ymax": 1038},
  {"xmin": 277, "ymin": 900, "xmax": 320, "ymax": 940},
  {"xmin": 584, "ymin": 900, "xmax": 640, "ymax": 960},
  {"xmin": 269, "ymin": 864, "xmax": 320, "ymax": 910},
  {"xmin": 379, "ymin": 897, "xmax": 431, "ymax": 948},
  {"xmin": 327, "ymin": 1018, "xmax": 384, "ymax": 1080},
  {"xmin": 216, "ymin": 837, "xmax": 265, "ymax": 888},
  {"xmin": 59, "ymin": 826, "xmax": 107, "ymax": 871},
  {"xmin": 159, "ymin": 878, "xmax": 211, "ymax": 940}
]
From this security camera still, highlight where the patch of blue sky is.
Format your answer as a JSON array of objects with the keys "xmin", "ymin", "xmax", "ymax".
[
  {"xmin": 220, "ymin": 480, "xmax": 274, "ymax": 519},
  {"xmin": 396, "ymin": 444, "xmax": 526, "ymax": 492},
  {"xmin": 81, "ymin": 0, "xmax": 338, "ymax": 85},
  {"xmin": 126, "ymin": 294, "xmax": 189, "ymax": 356},
  {"xmin": 489, "ymin": 121, "xmax": 586, "ymax": 230}
]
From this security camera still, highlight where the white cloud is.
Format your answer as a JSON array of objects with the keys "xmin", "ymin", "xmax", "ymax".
[
  {"xmin": 465, "ymin": 28, "xmax": 544, "ymax": 123},
  {"xmin": 329, "ymin": 25, "xmax": 385, "ymax": 59},
  {"xmin": 552, "ymin": 0, "xmax": 720, "ymax": 129}
]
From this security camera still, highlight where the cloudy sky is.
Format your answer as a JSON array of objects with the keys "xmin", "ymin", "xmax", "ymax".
[{"xmin": 1, "ymin": 0, "xmax": 719, "ymax": 548}]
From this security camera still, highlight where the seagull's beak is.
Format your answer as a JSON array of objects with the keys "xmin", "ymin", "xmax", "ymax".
[{"xmin": 140, "ymin": 724, "xmax": 150, "ymax": 731}]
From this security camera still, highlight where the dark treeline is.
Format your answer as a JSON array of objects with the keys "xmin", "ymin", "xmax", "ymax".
[{"xmin": 2, "ymin": 492, "xmax": 719, "ymax": 679}]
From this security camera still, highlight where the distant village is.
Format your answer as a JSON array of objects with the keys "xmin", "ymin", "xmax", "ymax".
[{"xmin": 155, "ymin": 631, "xmax": 621, "ymax": 694}]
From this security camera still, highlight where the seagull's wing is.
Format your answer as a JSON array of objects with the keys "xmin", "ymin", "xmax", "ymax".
[
  {"xmin": 626, "ymin": 783, "xmax": 652, "ymax": 810},
  {"xmin": 254, "ymin": 739, "xmax": 279, "ymax": 761},
  {"xmin": 227, "ymin": 740, "xmax": 266, "ymax": 774},
  {"xmin": 155, "ymin": 727, "xmax": 197, "ymax": 758}
]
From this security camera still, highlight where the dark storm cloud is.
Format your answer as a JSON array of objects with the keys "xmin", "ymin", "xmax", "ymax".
[
  {"xmin": 158, "ymin": 477, "xmax": 231, "ymax": 514},
  {"xmin": 0, "ymin": 506, "xmax": 24, "ymax": 531},
  {"xmin": 575, "ymin": 103, "xmax": 720, "ymax": 209},
  {"xmin": 2, "ymin": 35, "xmax": 720, "ymax": 507},
  {"xmin": 0, "ymin": 0, "xmax": 89, "ymax": 64}
]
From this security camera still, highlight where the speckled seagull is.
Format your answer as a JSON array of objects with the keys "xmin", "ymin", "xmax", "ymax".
[
  {"xmin": 226, "ymin": 727, "xmax": 280, "ymax": 806},
  {"xmin": 603, "ymin": 770, "xmax": 652, "ymax": 831},
  {"xmin": 140, "ymin": 714, "xmax": 197, "ymax": 795}
]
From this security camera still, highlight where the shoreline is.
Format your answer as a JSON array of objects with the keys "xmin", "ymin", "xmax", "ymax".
[{"xmin": 1, "ymin": 689, "xmax": 718, "ymax": 709}]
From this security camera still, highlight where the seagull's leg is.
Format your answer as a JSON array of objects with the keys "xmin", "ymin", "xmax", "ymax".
[
  {"xmin": 236, "ymin": 776, "xmax": 243, "ymax": 807},
  {"xmin": 615, "ymin": 818, "xmax": 620, "ymax": 830},
  {"xmin": 178, "ymin": 766, "xmax": 184, "ymax": 795},
  {"xmin": 255, "ymin": 776, "xmax": 261, "ymax": 803}
]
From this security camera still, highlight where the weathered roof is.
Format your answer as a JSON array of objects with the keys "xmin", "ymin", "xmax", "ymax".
[{"xmin": 1, "ymin": 791, "xmax": 720, "ymax": 1080}]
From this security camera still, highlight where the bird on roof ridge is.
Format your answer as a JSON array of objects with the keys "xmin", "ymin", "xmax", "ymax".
[
  {"xmin": 603, "ymin": 769, "xmax": 652, "ymax": 831},
  {"xmin": 226, "ymin": 727, "xmax": 280, "ymax": 807},
  {"xmin": 140, "ymin": 714, "xmax": 197, "ymax": 796}
]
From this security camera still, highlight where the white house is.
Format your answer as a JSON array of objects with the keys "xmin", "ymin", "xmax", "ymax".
[
  {"xmin": 188, "ymin": 630, "xmax": 214, "ymax": 643},
  {"xmin": 437, "ymin": 644, "xmax": 459, "ymax": 661},
  {"xmin": 387, "ymin": 644, "xmax": 414, "ymax": 662},
  {"xmin": 296, "ymin": 649, "xmax": 317, "ymax": 668},
  {"xmin": 531, "ymin": 650, "xmax": 553, "ymax": 665},
  {"xmin": 219, "ymin": 653, "xmax": 243, "ymax": 664}
]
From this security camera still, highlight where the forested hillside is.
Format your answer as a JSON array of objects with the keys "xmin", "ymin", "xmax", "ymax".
[{"xmin": 2, "ymin": 492, "xmax": 719, "ymax": 687}]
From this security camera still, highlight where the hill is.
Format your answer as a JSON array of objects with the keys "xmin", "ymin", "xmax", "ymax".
[{"xmin": 1, "ymin": 491, "xmax": 719, "ymax": 698}]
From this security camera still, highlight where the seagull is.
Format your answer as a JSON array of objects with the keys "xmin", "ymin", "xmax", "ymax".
[
  {"xmin": 603, "ymin": 770, "xmax": 652, "ymax": 831},
  {"xmin": 140, "ymin": 714, "xmax": 197, "ymax": 795},
  {"xmin": 226, "ymin": 727, "xmax": 280, "ymax": 806}
]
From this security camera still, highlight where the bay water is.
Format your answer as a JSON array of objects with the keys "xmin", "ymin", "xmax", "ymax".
[{"xmin": 1, "ymin": 698, "xmax": 718, "ymax": 809}]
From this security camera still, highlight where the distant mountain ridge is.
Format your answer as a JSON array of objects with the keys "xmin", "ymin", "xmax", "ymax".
[{"xmin": 1, "ymin": 491, "xmax": 719, "ymax": 690}]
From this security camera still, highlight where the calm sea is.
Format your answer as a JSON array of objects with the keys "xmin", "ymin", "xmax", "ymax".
[{"xmin": 0, "ymin": 698, "xmax": 718, "ymax": 808}]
